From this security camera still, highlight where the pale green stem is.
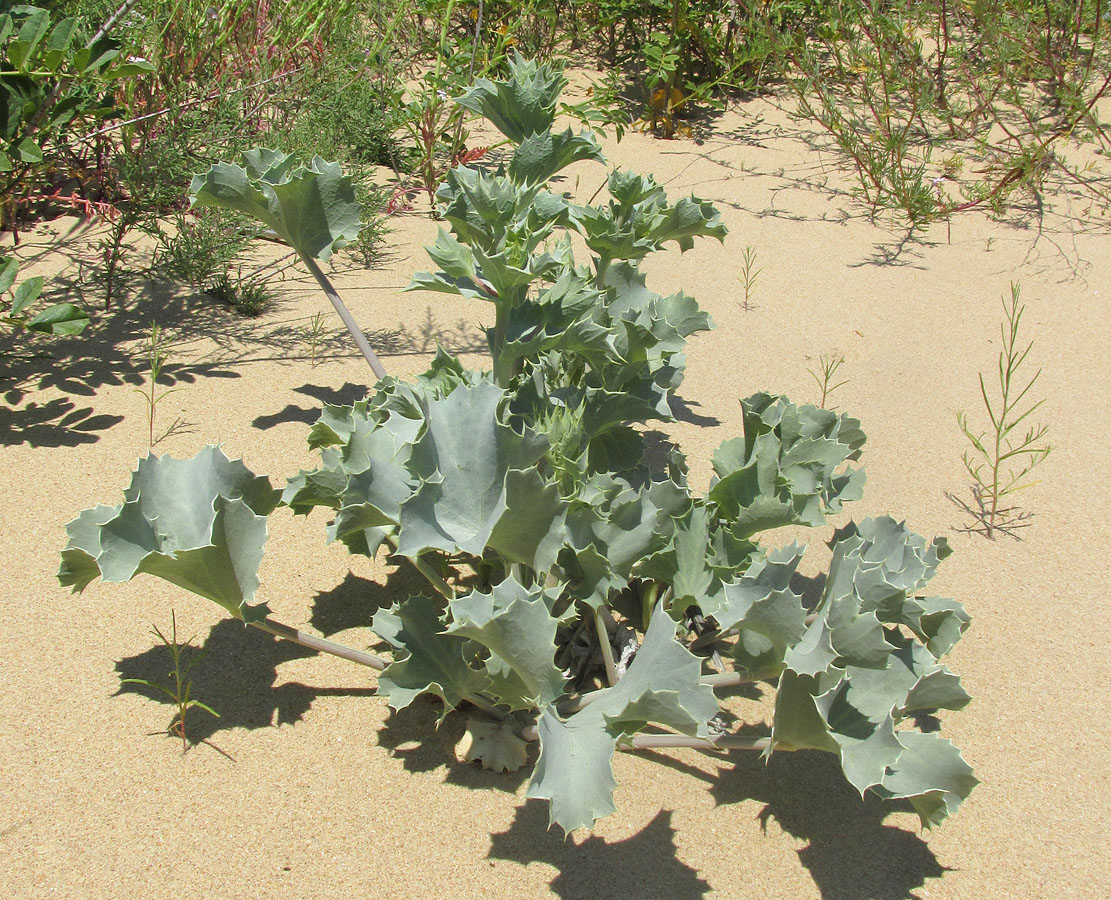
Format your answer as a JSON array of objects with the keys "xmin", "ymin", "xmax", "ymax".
[
  {"xmin": 301, "ymin": 256, "xmax": 387, "ymax": 380},
  {"xmin": 594, "ymin": 606, "xmax": 618, "ymax": 687},
  {"xmin": 384, "ymin": 536, "xmax": 455, "ymax": 601},
  {"xmin": 463, "ymin": 692, "xmax": 505, "ymax": 720},
  {"xmin": 251, "ymin": 617, "xmax": 387, "ymax": 670},
  {"xmin": 700, "ymin": 671, "xmax": 758, "ymax": 689},
  {"xmin": 519, "ymin": 724, "xmax": 773, "ymax": 753},
  {"xmin": 641, "ymin": 582, "xmax": 659, "ymax": 632}
]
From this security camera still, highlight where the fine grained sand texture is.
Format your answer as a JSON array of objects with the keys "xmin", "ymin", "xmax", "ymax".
[{"xmin": 2, "ymin": 92, "xmax": 1109, "ymax": 900}]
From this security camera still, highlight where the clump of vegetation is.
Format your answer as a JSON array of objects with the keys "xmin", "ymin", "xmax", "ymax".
[
  {"xmin": 61, "ymin": 58, "xmax": 975, "ymax": 837},
  {"xmin": 153, "ymin": 209, "xmax": 255, "ymax": 296},
  {"xmin": 206, "ymin": 270, "xmax": 273, "ymax": 317}
]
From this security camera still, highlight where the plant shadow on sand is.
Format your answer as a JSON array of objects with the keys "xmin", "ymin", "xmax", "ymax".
[
  {"xmin": 114, "ymin": 617, "xmax": 377, "ymax": 745},
  {"xmin": 309, "ymin": 565, "xmax": 428, "ymax": 637},
  {"xmin": 488, "ymin": 802, "xmax": 711, "ymax": 900},
  {"xmin": 251, "ymin": 381, "xmax": 368, "ymax": 430},
  {"xmin": 488, "ymin": 747, "xmax": 944, "ymax": 900},
  {"xmin": 709, "ymin": 749, "xmax": 945, "ymax": 900}
]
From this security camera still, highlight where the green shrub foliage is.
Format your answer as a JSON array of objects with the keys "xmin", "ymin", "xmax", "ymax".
[{"xmin": 60, "ymin": 56, "xmax": 974, "ymax": 835}]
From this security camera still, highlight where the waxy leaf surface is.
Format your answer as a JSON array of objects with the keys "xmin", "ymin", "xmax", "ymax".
[{"xmin": 58, "ymin": 447, "xmax": 278, "ymax": 622}]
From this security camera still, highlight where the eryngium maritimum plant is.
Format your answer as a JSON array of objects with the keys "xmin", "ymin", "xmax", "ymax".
[{"xmin": 60, "ymin": 55, "xmax": 976, "ymax": 835}]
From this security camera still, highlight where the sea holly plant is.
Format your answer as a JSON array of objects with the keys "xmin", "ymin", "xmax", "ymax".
[{"xmin": 60, "ymin": 56, "xmax": 975, "ymax": 835}]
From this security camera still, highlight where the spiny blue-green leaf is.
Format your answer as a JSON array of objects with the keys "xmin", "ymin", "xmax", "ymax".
[
  {"xmin": 396, "ymin": 381, "xmax": 547, "ymax": 559},
  {"xmin": 487, "ymin": 467, "xmax": 567, "ymax": 572},
  {"xmin": 566, "ymin": 482, "xmax": 664, "ymax": 606},
  {"xmin": 825, "ymin": 517, "xmax": 967, "ymax": 657},
  {"xmin": 768, "ymin": 517, "xmax": 974, "ymax": 823},
  {"xmin": 528, "ymin": 708, "xmax": 621, "ymax": 832},
  {"xmin": 636, "ymin": 503, "xmax": 715, "ymax": 618},
  {"xmin": 372, "ymin": 594, "xmax": 489, "ymax": 717},
  {"xmin": 768, "ymin": 670, "xmax": 841, "ymax": 753},
  {"xmin": 710, "ymin": 394, "xmax": 866, "ymax": 538},
  {"xmin": 447, "ymin": 578, "xmax": 565, "ymax": 706},
  {"xmin": 576, "ymin": 171, "xmax": 726, "ymax": 262},
  {"xmin": 711, "ymin": 544, "xmax": 807, "ymax": 678},
  {"xmin": 285, "ymin": 400, "xmax": 422, "ymax": 557},
  {"xmin": 527, "ymin": 613, "xmax": 718, "ymax": 833},
  {"xmin": 508, "ymin": 127, "xmax": 604, "ymax": 185},
  {"xmin": 58, "ymin": 447, "xmax": 278, "ymax": 622},
  {"xmin": 455, "ymin": 52, "xmax": 565, "ymax": 143},
  {"xmin": 190, "ymin": 150, "xmax": 360, "ymax": 261},
  {"xmin": 877, "ymin": 732, "xmax": 978, "ymax": 828}
]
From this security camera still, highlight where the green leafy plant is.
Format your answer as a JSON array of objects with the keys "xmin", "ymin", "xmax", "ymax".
[
  {"xmin": 1, "ymin": 255, "xmax": 88, "ymax": 335},
  {"xmin": 738, "ymin": 244, "xmax": 760, "ymax": 311},
  {"xmin": 153, "ymin": 209, "xmax": 256, "ymax": 296},
  {"xmin": 207, "ymin": 268, "xmax": 272, "ymax": 317},
  {"xmin": 809, "ymin": 352, "xmax": 849, "ymax": 408},
  {"xmin": 955, "ymin": 283, "xmax": 1051, "ymax": 539},
  {"xmin": 133, "ymin": 322, "xmax": 182, "ymax": 446},
  {"xmin": 121, "ymin": 610, "xmax": 221, "ymax": 753},
  {"xmin": 0, "ymin": 3, "xmax": 154, "ymax": 236},
  {"xmin": 60, "ymin": 57, "xmax": 975, "ymax": 836}
]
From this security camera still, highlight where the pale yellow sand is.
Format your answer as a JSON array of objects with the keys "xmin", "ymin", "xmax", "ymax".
[{"xmin": 2, "ymin": 93, "xmax": 1108, "ymax": 899}]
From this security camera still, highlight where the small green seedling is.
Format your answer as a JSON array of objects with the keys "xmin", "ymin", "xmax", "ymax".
[
  {"xmin": 303, "ymin": 312, "xmax": 326, "ymax": 367},
  {"xmin": 738, "ymin": 245, "xmax": 761, "ymax": 311},
  {"xmin": 121, "ymin": 611, "xmax": 220, "ymax": 754},
  {"xmin": 809, "ymin": 352, "xmax": 849, "ymax": 407},
  {"xmin": 956, "ymin": 283, "xmax": 1051, "ymax": 538},
  {"xmin": 133, "ymin": 322, "xmax": 182, "ymax": 446}
]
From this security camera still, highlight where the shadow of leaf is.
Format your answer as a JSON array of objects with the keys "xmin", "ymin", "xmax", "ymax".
[
  {"xmin": 252, "ymin": 382, "xmax": 369, "ymax": 431},
  {"xmin": 488, "ymin": 802, "xmax": 711, "ymax": 900},
  {"xmin": 115, "ymin": 617, "xmax": 375, "ymax": 743},
  {"xmin": 710, "ymin": 750, "xmax": 946, "ymax": 900},
  {"xmin": 309, "ymin": 570, "xmax": 405, "ymax": 636},
  {"xmin": 669, "ymin": 394, "xmax": 720, "ymax": 427},
  {"xmin": 0, "ymin": 396, "xmax": 124, "ymax": 447}
]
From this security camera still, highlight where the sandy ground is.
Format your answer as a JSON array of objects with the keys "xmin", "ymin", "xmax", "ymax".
[{"xmin": 2, "ymin": 89, "xmax": 1109, "ymax": 900}]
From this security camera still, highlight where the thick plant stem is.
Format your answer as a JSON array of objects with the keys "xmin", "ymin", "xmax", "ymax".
[
  {"xmin": 700, "ymin": 671, "xmax": 758, "ymax": 689},
  {"xmin": 641, "ymin": 582, "xmax": 659, "ymax": 631},
  {"xmin": 251, "ymin": 617, "xmax": 387, "ymax": 670},
  {"xmin": 412, "ymin": 555, "xmax": 456, "ymax": 600},
  {"xmin": 594, "ymin": 606, "xmax": 618, "ymax": 687},
  {"xmin": 519, "ymin": 724, "xmax": 773, "ymax": 753},
  {"xmin": 301, "ymin": 255, "xmax": 387, "ymax": 380},
  {"xmin": 463, "ymin": 692, "xmax": 504, "ymax": 720}
]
